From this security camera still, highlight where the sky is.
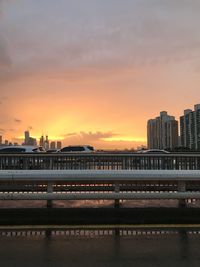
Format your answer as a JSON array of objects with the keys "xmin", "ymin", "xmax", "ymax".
[{"xmin": 0, "ymin": 0, "xmax": 200, "ymax": 149}]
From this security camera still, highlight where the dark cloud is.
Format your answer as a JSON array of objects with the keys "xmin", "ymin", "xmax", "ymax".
[
  {"xmin": 1, "ymin": 0, "xmax": 200, "ymax": 83},
  {"xmin": 65, "ymin": 132, "xmax": 77, "ymax": 137},
  {"xmin": 61, "ymin": 130, "xmax": 146, "ymax": 149},
  {"xmin": 0, "ymin": 97, "xmax": 8, "ymax": 105},
  {"xmin": 63, "ymin": 131, "xmax": 118, "ymax": 144},
  {"xmin": 0, "ymin": 38, "xmax": 11, "ymax": 69},
  {"xmin": 0, "ymin": 0, "xmax": 12, "ymax": 68},
  {"xmin": 14, "ymin": 118, "xmax": 22, "ymax": 123}
]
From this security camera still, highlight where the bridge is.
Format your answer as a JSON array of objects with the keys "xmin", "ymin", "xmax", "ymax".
[{"xmin": 0, "ymin": 153, "xmax": 200, "ymax": 209}]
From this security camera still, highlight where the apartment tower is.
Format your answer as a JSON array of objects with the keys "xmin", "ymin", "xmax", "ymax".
[
  {"xmin": 147, "ymin": 111, "xmax": 178, "ymax": 150},
  {"xmin": 180, "ymin": 104, "xmax": 200, "ymax": 150}
]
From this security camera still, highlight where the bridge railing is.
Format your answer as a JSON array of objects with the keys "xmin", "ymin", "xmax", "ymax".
[
  {"xmin": 0, "ymin": 153, "xmax": 200, "ymax": 170},
  {"xmin": 0, "ymin": 170, "xmax": 200, "ymax": 208}
]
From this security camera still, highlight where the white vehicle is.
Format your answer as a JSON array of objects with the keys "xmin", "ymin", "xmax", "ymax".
[
  {"xmin": 0, "ymin": 145, "xmax": 45, "ymax": 153},
  {"xmin": 57, "ymin": 145, "xmax": 94, "ymax": 153},
  {"xmin": 137, "ymin": 149, "xmax": 170, "ymax": 154}
]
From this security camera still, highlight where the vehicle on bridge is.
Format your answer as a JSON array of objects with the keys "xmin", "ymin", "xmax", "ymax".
[
  {"xmin": 0, "ymin": 145, "xmax": 45, "ymax": 153},
  {"xmin": 57, "ymin": 145, "xmax": 94, "ymax": 153},
  {"xmin": 137, "ymin": 149, "xmax": 170, "ymax": 154},
  {"xmin": 0, "ymin": 146, "xmax": 46, "ymax": 169},
  {"xmin": 46, "ymin": 149, "xmax": 58, "ymax": 153}
]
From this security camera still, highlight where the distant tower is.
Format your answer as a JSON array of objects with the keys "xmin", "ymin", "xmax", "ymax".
[
  {"xmin": 44, "ymin": 135, "xmax": 49, "ymax": 150},
  {"xmin": 50, "ymin": 141, "xmax": 56, "ymax": 150},
  {"xmin": 57, "ymin": 141, "xmax": 62, "ymax": 149},
  {"xmin": 24, "ymin": 131, "xmax": 30, "ymax": 145},
  {"xmin": 0, "ymin": 135, "xmax": 2, "ymax": 145},
  {"xmin": 39, "ymin": 135, "xmax": 45, "ymax": 147},
  {"xmin": 24, "ymin": 130, "xmax": 37, "ymax": 146}
]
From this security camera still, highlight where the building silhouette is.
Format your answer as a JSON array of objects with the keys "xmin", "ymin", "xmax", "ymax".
[
  {"xmin": 57, "ymin": 141, "xmax": 62, "ymax": 149},
  {"xmin": 44, "ymin": 135, "xmax": 49, "ymax": 150},
  {"xmin": 39, "ymin": 135, "xmax": 45, "ymax": 148},
  {"xmin": 180, "ymin": 104, "xmax": 200, "ymax": 150},
  {"xmin": 147, "ymin": 111, "xmax": 178, "ymax": 150},
  {"xmin": 24, "ymin": 131, "xmax": 37, "ymax": 146},
  {"xmin": 50, "ymin": 141, "xmax": 56, "ymax": 150}
]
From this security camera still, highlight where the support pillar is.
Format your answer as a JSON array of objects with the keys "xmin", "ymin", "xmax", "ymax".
[
  {"xmin": 47, "ymin": 182, "xmax": 53, "ymax": 208},
  {"xmin": 178, "ymin": 181, "xmax": 186, "ymax": 208},
  {"xmin": 114, "ymin": 183, "xmax": 120, "ymax": 208}
]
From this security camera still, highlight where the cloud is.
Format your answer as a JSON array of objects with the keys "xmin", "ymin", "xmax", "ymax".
[
  {"xmin": 0, "ymin": 1, "xmax": 12, "ymax": 70},
  {"xmin": 61, "ymin": 131, "xmax": 146, "ymax": 149},
  {"xmin": 1, "ymin": 0, "xmax": 200, "ymax": 83},
  {"xmin": 64, "ymin": 132, "xmax": 77, "ymax": 137},
  {"xmin": 0, "ymin": 37, "xmax": 11, "ymax": 69},
  {"xmin": 64, "ymin": 131, "xmax": 118, "ymax": 143},
  {"xmin": 0, "ymin": 128, "xmax": 5, "ymax": 134},
  {"xmin": 79, "ymin": 131, "xmax": 118, "ymax": 140},
  {"xmin": 14, "ymin": 118, "xmax": 22, "ymax": 123}
]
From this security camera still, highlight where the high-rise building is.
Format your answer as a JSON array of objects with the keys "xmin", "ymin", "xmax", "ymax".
[
  {"xmin": 50, "ymin": 141, "xmax": 56, "ymax": 149},
  {"xmin": 147, "ymin": 111, "xmax": 178, "ymax": 150},
  {"xmin": 0, "ymin": 135, "xmax": 2, "ymax": 145},
  {"xmin": 39, "ymin": 135, "xmax": 45, "ymax": 147},
  {"xmin": 24, "ymin": 131, "xmax": 30, "ymax": 145},
  {"xmin": 57, "ymin": 141, "xmax": 62, "ymax": 149},
  {"xmin": 180, "ymin": 104, "xmax": 200, "ymax": 150},
  {"xmin": 44, "ymin": 135, "xmax": 49, "ymax": 150},
  {"xmin": 24, "ymin": 131, "xmax": 37, "ymax": 146}
]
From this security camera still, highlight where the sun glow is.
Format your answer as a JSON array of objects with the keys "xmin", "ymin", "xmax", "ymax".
[
  {"xmin": 18, "ymin": 135, "xmax": 64, "ymax": 141},
  {"xmin": 102, "ymin": 137, "xmax": 147, "ymax": 142}
]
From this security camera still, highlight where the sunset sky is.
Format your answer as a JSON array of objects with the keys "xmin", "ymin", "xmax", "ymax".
[{"xmin": 0, "ymin": 0, "xmax": 200, "ymax": 149}]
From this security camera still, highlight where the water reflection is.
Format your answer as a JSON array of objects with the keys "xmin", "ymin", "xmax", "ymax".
[
  {"xmin": 179, "ymin": 229, "xmax": 189, "ymax": 261},
  {"xmin": 1, "ymin": 227, "xmax": 200, "ymax": 267},
  {"xmin": 1, "ymin": 227, "xmax": 200, "ymax": 238}
]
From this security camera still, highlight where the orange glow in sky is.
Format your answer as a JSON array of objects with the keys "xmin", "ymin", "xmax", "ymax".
[{"xmin": 0, "ymin": 1, "xmax": 200, "ymax": 149}]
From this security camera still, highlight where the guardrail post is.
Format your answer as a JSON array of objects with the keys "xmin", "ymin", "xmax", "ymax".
[
  {"xmin": 47, "ymin": 182, "xmax": 53, "ymax": 208},
  {"xmin": 178, "ymin": 181, "xmax": 186, "ymax": 208},
  {"xmin": 114, "ymin": 183, "xmax": 120, "ymax": 208}
]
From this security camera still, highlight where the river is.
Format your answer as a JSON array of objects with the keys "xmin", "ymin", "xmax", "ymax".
[{"xmin": 0, "ymin": 227, "xmax": 200, "ymax": 267}]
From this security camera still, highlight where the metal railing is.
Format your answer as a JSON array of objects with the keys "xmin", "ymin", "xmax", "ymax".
[
  {"xmin": 0, "ymin": 153, "xmax": 200, "ymax": 170},
  {"xmin": 0, "ymin": 170, "xmax": 200, "ymax": 204}
]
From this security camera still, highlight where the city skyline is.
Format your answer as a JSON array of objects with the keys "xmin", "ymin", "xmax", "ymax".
[
  {"xmin": 1, "ymin": 102, "xmax": 200, "ymax": 150},
  {"xmin": 1, "ymin": 1, "xmax": 200, "ymax": 148}
]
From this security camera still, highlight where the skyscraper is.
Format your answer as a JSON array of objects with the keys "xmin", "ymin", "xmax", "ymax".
[
  {"xmin": 147, "ymin": 111, "xmax": 178, "ymax": 150},
  {"xmin": 44, "ymin": 135, "xmax": 49, "ymax": 150},
  {"xmin": 24, "ymin": 131, "xmax": 37, "ymax": 146},
  {"xmin": 180, "ymin": 104, "xmax": 200, "ymax": 150},
  {"xmin": 39, "ymin": 135, "xmax": 45, "ymax": 147},
  {"xmin": 0, "ymin": 135, "xmax": 2, "ymax": 145},
  {"xmin": 57, "ymin": 141, "xmax": 62, "ymax": 149},
  {"xmin": 50, "ymin": 141, "xmax": 56, "ymax": 149},
  {"xmin": 24, "ymin": 131, "xmax": 30, "ymax": 145}
]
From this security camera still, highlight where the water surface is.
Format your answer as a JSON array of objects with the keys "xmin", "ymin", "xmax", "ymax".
[{"xmin": 1, "ymin": 228, "xmax": 200, "ymax": 267}]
